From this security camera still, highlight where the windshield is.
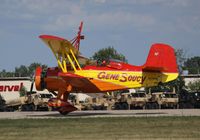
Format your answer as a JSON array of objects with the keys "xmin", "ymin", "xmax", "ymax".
[
  {"xmin": 40, "ymin": 94, "xmax": 53, "ymax": 98},
  {"xmin": 163, "ymin": 94, "xmax": 178, "ymax": 98},
  {"xmin": 132, "ymin": 93, "xmax": 146, "ymax": 97}
]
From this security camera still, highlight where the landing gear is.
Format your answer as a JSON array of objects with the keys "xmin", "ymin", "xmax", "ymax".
[
  {"xmin": 48, "ymin": 98, "xmax": 77, "ymax": 115},
  {"xmin": 59, "ymin": 110, "xmax": 69, "ymax": 115},
  {"xmin": 47, "ymin": 83, "xmax": 78, "ymax": 115}
]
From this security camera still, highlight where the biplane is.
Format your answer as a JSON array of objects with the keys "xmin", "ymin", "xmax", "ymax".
[{"xmin": 35, "ymin": 22, "xmax": 178, "ymax": 115}]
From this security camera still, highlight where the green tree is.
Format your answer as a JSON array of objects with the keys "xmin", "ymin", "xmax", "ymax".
[
  {"xmin": 175, "ymin": 49, "xmax": 186, "ymax": 73},
  {"xmin": 0, "ymin": 69, "xmax": 7, "ymax": 77},
  {"xmin": 187, "ymin": 80, "xmax": 200, "ymax": 91},
  {"xmin": 19, "ymin": 85, "xmax": 27, "ymax": 97},
  {"xmin": 0, "ymin": 69, "xmax": 15, "ymax": 77},
  {"xmin": 91, "ymin": 46, "xmax": 127, "ymax": 63},
  {"xmin": 184, "ymin": 56, "xmax": 200, "ymax": 74},
  {"xmin": 28, "ymin": 63, "xmax": 41, "ymax": 75},
  {"xmin": 15, "ymin": 65, "xmax": 29, "ymax": 77},
  {"xmin": 0, "ymin": 63, "xmax": 48, "ymax": 77},
  {"xmin": 14, "ymin": 63, "xmax": 48, "ymax": 77},
  {"xmin": 28, "ymin": 63, "xmax": 48, "ymax": 76}
]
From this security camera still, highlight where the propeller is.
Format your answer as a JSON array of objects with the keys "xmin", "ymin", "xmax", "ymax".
[
  {"xmin": 35, "ymin": 66, "xmax": 46, "ymax": 91},
  {"xmin": 30, "ymin": 74, "xmax": 35, "ymax": 94},
  {"xmin": 27, "ymin": 70, "xmax": 36, "ymax": 95}
]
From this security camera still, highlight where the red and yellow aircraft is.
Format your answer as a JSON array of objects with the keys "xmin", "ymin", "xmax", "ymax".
[{"xmin": 35, "ymin": 22, "xmax": 178, "ymax": 115}]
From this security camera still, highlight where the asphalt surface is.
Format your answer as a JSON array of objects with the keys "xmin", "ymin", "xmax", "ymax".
[{"xmin": 0, "ymin": 109, "xmax": 200, "ymax": 119}]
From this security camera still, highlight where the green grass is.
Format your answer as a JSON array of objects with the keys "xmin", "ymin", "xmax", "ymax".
[{"xmin": 0, "ymin": 117, "xmax": 200, "ymax": 140}]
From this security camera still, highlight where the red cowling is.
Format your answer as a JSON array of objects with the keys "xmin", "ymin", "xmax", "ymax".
[{"xmin": 35, "ymin": 66, "xmax": 43, "ymax": 91}]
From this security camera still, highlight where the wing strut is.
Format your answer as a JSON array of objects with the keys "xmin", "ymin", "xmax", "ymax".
[{"xmin": 47, "ymin": 41, "xmax": 82, "ymax": 72}]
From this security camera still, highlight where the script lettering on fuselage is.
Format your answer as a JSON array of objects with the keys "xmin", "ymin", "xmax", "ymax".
[{"xmin": 97, "ymin": 72, "xmax": 146, "ymax": 84}]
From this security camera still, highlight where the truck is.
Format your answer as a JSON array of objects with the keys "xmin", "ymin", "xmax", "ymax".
[
  {"xmin": 129, "ymin": 92, "xmax": 150, "ymax": 109},
  {"xmin": 89, "ymin": 95, "xmax": 115, "ymax": 110},
  {"xmin": 32, "ymin": 93, "xmax": 54, "ymax": 111},
  {"xmin": 69, "ymin": 93, "xmax": 115, "ymax": 110},
  {"xmin": 114, "ymin": 89, "xmax": 179, "ymax": 110},
  {"xmin": 179, "ymin": 89, "xmax": 200, "ymax": 108},
  {"xmin": 114, "ymin": 89, "xmax": 149, "ymax": 110},
  {"xmin": 146, "ymin": 92, "xmax": 179, "ymax": 109},
  {"xmin": 0, "ymin": 77, "xmax": 54, "ymax": 111},
  {"xmin": 0, "ymin": 94, "xmax": 6, "ymax": 111}
]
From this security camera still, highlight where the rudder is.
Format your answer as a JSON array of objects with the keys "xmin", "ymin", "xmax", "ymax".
[{"xmin": 144, "ymin": 43, "xmax": 178, "ymax": 73}]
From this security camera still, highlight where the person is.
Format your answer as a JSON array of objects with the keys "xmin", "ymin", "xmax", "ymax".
[
  {"xmin": 102, "ymin": 60, "xmax": 106, "ymax": 66},
  {"xmin": 97, "ymin": 59, "xmax": 107, "ymax": 66}
]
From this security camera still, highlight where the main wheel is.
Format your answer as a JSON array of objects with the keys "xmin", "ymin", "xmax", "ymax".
[
  {"xmin": 59, "ymin": 110, "xmax": 69, "ymax": 115},
  {"xmin": 121, "ymin": 103, "xmax": 129, "ymax": 110},
  {"xmin": 115, "ymin": 103, "xmax": 122, "ymax": 110}
]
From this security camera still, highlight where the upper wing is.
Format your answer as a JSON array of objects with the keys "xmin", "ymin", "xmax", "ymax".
[
  {"xmin": 39, "ymin": 35, "xmax": 83, "ymax": 72},
  {"xmin": 39, "ymin": 35, "xmax": 80, "ymax": 56}
]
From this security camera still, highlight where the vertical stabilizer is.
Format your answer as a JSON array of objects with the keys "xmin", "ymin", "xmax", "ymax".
[{"xmin": 144, "ymin": 43, "xmax": 178, "ymax": 73}]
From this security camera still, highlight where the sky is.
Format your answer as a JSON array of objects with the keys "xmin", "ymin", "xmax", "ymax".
[{"xmin": 0, "ymin": 0, "xmax": 200, "ymax": 71}]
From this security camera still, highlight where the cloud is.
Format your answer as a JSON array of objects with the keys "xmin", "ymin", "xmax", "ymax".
[
  {"xmin": 87, "ymin": 12, "xmax": 156, "ymax": 30},
  {"xmin": 43, "ymin": 15, "xmax": 82, "ymax": 32},
  {"xmin": 175, "ymin": 16, "xmax": 200, "ymax": 33},
  {"xmin": 41, "ymin": 3, "xmax": 85, "ymax": 31},
  {"xmin": 110, "ymin": 0, "xmax": 190, "ymax": 7},
  {"xmin": 0, "ymin": 0, "xmax": 79, "ymax": 19},
  {"xmin": 165, "ymin": 0, "xmax": 190, "ymax": 7},
  {"xmin": 94, "ymin": 0, "xmax": 106, "ymax": 4},
  {"xmin": 1, "ymin": 0, "xmax": 200, "ymax": 71},
  {"xmin": 43, "ymin": 9, "xmax": 156, "ymax": 32},
  {"xmin": 0, "ymin": 0, "xmax": 199, "ymax": 34}
]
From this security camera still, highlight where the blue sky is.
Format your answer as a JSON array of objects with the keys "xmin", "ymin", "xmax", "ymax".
[{"xmin": 0, "ymin": 0, "xmax": 200, "ymax": 71}]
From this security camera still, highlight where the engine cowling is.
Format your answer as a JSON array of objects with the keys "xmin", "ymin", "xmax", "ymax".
[
  {"xmin": 35, "ymin": 67, "xmax": 45, "ymax": 91},
  {"xmin": 35, "ymin": 67, "xmax": 62, "ymax": 91}
]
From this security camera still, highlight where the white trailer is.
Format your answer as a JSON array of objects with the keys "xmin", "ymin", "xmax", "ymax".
[{"xmin": 0, "ymin": 77, "xmax": 53, "ymax": 111}]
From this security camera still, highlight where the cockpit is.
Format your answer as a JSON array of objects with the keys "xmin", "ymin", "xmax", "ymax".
[
  {"xmin": 95, "ymin": 59, "xmax": 123, "ymax": 70},
  {"xmin": 80, "ymin": 57, "xmax": 143, "ymax": 71}
]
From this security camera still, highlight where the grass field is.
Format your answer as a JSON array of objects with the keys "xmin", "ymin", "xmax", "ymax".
[{"xmin": 0, "ymin": 117, "xmax": 199, "ymax": 140}]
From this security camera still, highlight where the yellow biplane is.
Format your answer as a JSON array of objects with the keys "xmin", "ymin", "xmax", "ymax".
[{"xmin": 35, "ymin": 22, "xmax": 178, "ymax": 115}]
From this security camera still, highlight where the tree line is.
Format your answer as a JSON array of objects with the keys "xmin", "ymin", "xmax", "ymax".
[
  {"xmin": 1, "ymin": 48, "xmax": 200, "ymax": 77},
  {"xmin": 0, "ymin": 63, "xmax": 47, "ymax": 77}
]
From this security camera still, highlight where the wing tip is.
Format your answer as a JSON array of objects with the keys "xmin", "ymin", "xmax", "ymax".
[{"xmin": 39, "ymin": 35, "xmax": 66, "ymax": 41}]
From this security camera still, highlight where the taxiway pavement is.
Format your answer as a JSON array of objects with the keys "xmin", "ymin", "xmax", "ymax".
[{"xmin": 0, "ymin": 109, "xmax": 200, "ymax": 119}]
